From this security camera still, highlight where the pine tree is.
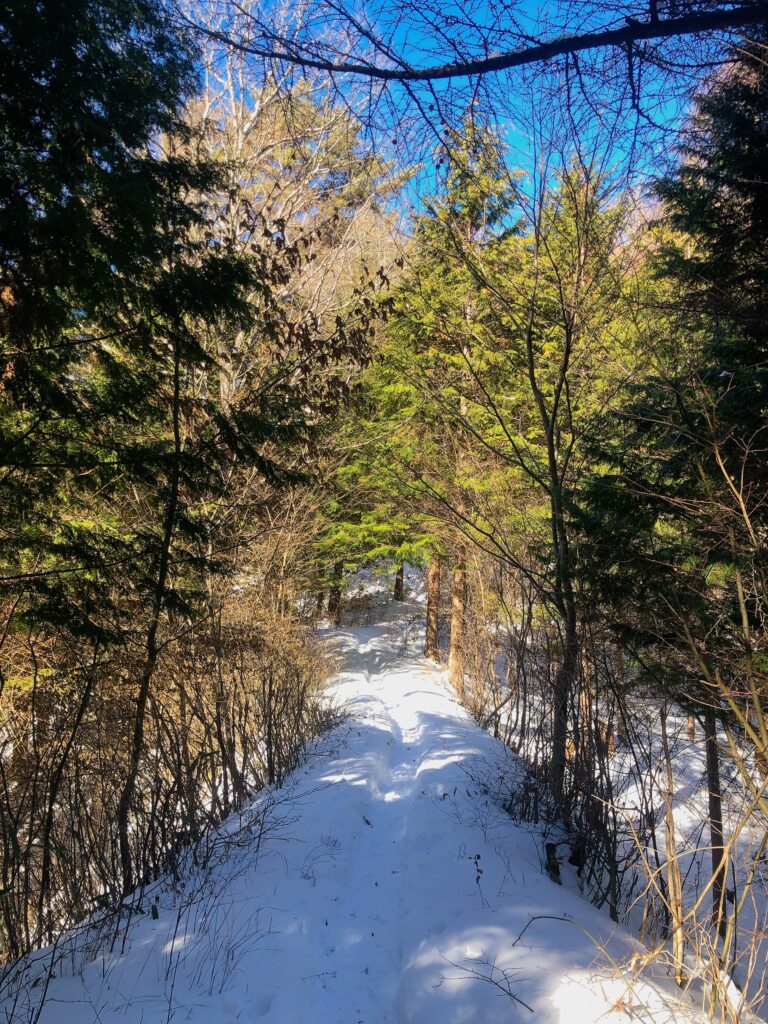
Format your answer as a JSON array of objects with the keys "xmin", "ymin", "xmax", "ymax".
[{"xmin": 581, "ymin": 30, "xmax": 768, "ymax": 942}]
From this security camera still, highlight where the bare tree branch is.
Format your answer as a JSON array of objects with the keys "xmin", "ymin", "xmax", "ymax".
[{"xmin": 181, "ymin": 3, "xmax": 767, "ymax": 84}]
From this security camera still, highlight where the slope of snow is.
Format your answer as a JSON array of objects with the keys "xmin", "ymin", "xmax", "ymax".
[{"xmin": 3, "ymin": 618, "xmax": 702, "ymax": 1024}]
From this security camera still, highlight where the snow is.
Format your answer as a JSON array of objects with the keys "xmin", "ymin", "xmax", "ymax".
[{"xmin": 3, "ymin": 614, "xmax": 705, "ymax": 1024}]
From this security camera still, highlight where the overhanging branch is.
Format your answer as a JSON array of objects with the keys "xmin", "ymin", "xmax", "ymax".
[{"xmin": 190, "ymin": 5, "xmax": 767, "ymax": 83}]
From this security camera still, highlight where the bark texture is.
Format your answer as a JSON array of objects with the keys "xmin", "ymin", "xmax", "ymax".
[
  {"xmin": 425, "ymin": 557, "xmax": 441, "ymax": 660},
  {"xmin": 448, "ymin": 551, "xmax": 467, "ymax": 701}
]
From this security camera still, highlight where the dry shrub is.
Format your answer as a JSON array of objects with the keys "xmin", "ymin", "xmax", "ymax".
[{"xmin": 0, "ymin": 590, "xmax": 335, "ymax": 963}]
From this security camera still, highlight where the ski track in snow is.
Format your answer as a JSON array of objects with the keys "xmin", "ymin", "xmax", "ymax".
[{"xmin": 9, "ymin": 620, "xmax": 701, "ymax": 1024}]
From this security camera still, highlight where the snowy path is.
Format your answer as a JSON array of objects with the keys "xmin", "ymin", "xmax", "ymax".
[{"xmin": 13, "ymin": 621, "xmax": 698, "ymax": 1024}]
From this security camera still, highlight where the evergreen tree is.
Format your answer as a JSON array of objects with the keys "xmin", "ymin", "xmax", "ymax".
[
  {"xmin": 315, "ymin": 115, "xmax": 515, "ymax": 639},
  {"xmin": 581, "ymin": 30, "xmax": 768, "ymax": 942},
  {"xmin": 0, "ymin": 0, "xmax": 381, "ymax": 913},
  {"xmin": 383, "ymin": 132, "xmax": 633, "ymax": 801}
]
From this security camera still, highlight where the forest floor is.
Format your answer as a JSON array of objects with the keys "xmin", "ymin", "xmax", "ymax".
[{"xmin": 5, "ymin": 607, "xmax": 703, "ymax": 1024}]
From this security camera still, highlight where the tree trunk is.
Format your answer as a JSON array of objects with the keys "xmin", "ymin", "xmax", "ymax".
[
  {"xmin": 210, "ymin": 600, "xmax": 230, "ymax": 816},
  {"xmin": 703, "ymin": 706, "xmax": 726, "ymax": 937},
  {"xmin": 661, "ymin": 706, "xmax": 686, "ymax": 987},
  {"xmin": 393, "ymin": 563, "xmax": 404, "ymax": 601},
  {"xmin": 327, "ymin": 561, "xmax": 343, "ymax": 626},
  {"xmin": 178, "ymin": 677, "xmax": 196, "ymax": 839},
  {"xmin": 117, "ymin": 614, "xmax": 164, "ymax": 897},
  {"xmin": 265, "ymin": 669, "xmax": 275, "ymax": 786},
  {"xmin": 687, "ymin": 714, "xmax": 695, "ymax": 742},
  {"xmin": 425, "ymin": 556, "xmax": 441, "ymax": 660},
  {"xmin": 579, "ymin": 660, "xmax": 593, "ymax": 757},
  {"xmin": 448, "ymin": 550, "xmax": 467, "ymax": 701},
  {"xmin": 117, "ymin": 341, "xmax": 182, "ymax": 898},
  {"xmin": 550, "ymin": 611, "xmax": 578, "ymax": 807}
]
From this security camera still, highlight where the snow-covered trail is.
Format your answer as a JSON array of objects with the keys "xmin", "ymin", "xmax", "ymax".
[{"xmin": 13, "ymin": 621, "xmax": 698, "ymax": 1024}]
